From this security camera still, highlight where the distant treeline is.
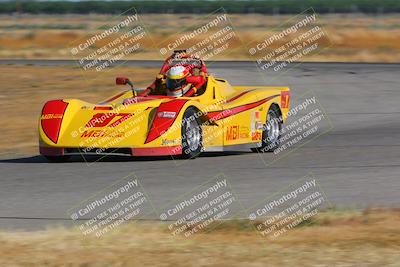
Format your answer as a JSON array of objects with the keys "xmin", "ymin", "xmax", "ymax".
[{"xmin": 2, "ymin": 0, "xmax": 400, "ymax": 14}]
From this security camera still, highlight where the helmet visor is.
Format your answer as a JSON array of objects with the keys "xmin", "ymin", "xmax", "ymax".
[{"xmin": 166, "ymin": 77, "xmax": 186, "ymax": 91}]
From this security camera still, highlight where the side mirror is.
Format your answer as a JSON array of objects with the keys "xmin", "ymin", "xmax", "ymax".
[
  {"xmin": 116, "ymin": 77, "xmax": 131, "ymax": 86},
  {"xmin": 116, "ymin": 77, "xmax": 137, "ymax": 97}
]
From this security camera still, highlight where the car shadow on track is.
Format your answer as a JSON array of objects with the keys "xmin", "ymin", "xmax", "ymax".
[{"xmin": 0, "ymin": 152, "xmax": 250, "ymax": 164}]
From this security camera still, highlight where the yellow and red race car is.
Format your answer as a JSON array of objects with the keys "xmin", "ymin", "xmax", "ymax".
[{"xmin": 39, "ymin": 52, "xmax": 290, "ymax": 162}]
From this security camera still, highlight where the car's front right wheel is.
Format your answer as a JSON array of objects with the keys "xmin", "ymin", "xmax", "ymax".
[
  {"xmin": 252, "ymin": 107, "xmax": 282, "ymax": 153},
  {"xmin": 181, "ymin": 108, "xmax": 203, "ymax": 159}
]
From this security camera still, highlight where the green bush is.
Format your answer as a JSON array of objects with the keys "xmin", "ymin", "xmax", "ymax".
[{"xmin": 1, "ymin": 0, "xmax": 399, "ymax": 14}]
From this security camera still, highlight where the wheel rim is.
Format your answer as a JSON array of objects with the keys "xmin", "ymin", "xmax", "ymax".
[
  {"xmin": 185, "ymin": 119, "xmax": 201, "ymax": 151},
  {"xmin": 266, "ymin": 112, "xmax": 280, "ymax": 143}
]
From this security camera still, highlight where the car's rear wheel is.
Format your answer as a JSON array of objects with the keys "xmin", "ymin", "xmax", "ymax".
[
  {"xmin": 181, "ymin": 108, "xmax": 202, "ymax": 159},
  {"xmin": 44, "ymin": 155, "xmax": 70, "ymax": 163},
  {"xmin": 252, "ymin": 107, "xmax": 282, "ymax": 153}
]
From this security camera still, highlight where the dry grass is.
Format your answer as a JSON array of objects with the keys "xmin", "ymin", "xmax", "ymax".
[
  {"xmin": 0, "ymin": 209, "xmax": 399, "ymax": 266},
  {"xmin": 0, "ymin": 65, "xmax": 157, "ymax": 157},
  {"xmin": 0, "ymin": 14, "xmax": 400, "ymax": 62}
]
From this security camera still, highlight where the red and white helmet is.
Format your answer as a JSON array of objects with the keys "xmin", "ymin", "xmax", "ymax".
[{"xmin": 166, "ymin": 66, "xmax": 190, "ymax": 95}]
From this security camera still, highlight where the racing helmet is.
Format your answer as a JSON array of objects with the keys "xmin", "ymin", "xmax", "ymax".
[{"xmin": 166, "ymin": 66, "xmax": 189, "ymax": 91}]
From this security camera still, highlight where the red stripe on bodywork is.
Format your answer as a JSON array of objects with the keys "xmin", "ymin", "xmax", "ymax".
[
  {"xmin": 40, "ymin": 100, "xmax": 69, "ymax": 144},
  {"xmin": 145, "ymin": 99, "xmax": 188, "ymax": 144},
  {"xmin": 94, "ymin": 106, "xmax": 113, "ymax": 110},
  {"xmin": 207, "ymin": 95, "xmax": 279, "ymax": 121},
  {"xmin": 226, "ymin": 89, "xmax": 255, "ymax": 103}
]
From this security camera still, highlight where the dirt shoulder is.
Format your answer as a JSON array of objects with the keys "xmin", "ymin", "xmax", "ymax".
[
  {"xmin": 0, "ymin": 14, "xmax": 399, "ymax": 62},
  {"xmin": 0, "ymin": 209, "xmax": 399, "ymax": 266}
]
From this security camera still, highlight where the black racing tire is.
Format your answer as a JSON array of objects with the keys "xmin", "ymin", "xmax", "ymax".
[
  {"xmin": 44, "ymin": 155, "xmax": 71, "ymax": 163},
  {"xmin": 251, "ymin": 107, "xmax": 282, "ymax": 153},
  {"xmin": 181, "ymin": 108, "xmax": 203, "ymax": 159}
]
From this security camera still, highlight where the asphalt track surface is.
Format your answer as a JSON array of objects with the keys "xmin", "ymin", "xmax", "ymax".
[{"xmin": 0, "ymin": 61, "xmax": 399, "ymax": 230}]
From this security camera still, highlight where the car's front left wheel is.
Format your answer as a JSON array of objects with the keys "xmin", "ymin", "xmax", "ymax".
[{"xmin": 181, "ymin": 108, "xmax": 203, "ymax": 159}]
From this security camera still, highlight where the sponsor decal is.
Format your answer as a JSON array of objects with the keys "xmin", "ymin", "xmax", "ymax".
[
  {"xmin": 226, "ymin": 125, "xmax": 240, "ymax": 141},
  {"xmin": 281, "ymin": 91, "xmax": 290, "ymax": 109},
  {"xmin": 240, "ymin": 126, "xmax": 250, "ymax": 139},
  {"xmin": 252, "ymin": 131, "xmax": 262, "ymax": 141},
  {"xmin": 41, "ymin": 113, "xmax": 64, "ymax": 120},
  {"xmin": 80, "ymin": 130, "xmax": 124, "ymax": 138},
  {"xmin": 251, "ymin": 111, "xmax": 255, "ymax": 136},
  {"xmin": 85, "ymin": 113, "xmax": 133, "ymax": 128},
  {"xmin": 158, "ymin": 111, "xmax": 177, "ymax": 118},
  {"xmin": 109, "ymin": 114, "xmax": 134, "ymax": 128},
  {"xmin": 161, "ymin": 139, "xmax": 180, "ymax": 146}
]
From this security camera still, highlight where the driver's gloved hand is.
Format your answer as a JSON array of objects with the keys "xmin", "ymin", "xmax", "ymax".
[{"xmin": 155, "ymin": 74, "xmax": 165, "ymax": 86}]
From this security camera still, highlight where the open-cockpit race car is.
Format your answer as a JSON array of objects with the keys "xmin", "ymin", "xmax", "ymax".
[{"xmin": 39, "ymin": 51, "xmax": 290, "ymax": 161}]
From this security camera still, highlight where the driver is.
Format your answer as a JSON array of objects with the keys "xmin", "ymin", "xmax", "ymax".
[
  {"xmin": 166, "ymin": 66, "xmax": 206, "ymax": 97},
  {"xmin": 138, "ymin": 74, "xmax": 167, "ymax": 96}
]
